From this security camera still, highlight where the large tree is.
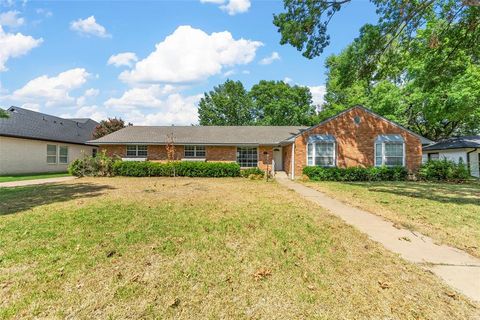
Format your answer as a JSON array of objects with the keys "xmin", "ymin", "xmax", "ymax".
[
  {"xmin": 274, "ymin": 0, "xmax": 480, "ymax": 139},
  {"xmin": 0, "ymin": 110, "xmax": 8, "ymax": 118},
  {"xmin": 93, "ymin": 118, "xmax": 129, "ymax": 139},
  {"xmin": 198, "ymin": 80, "xmax": 254, "ymax": 126},
  {"xmin": 322, "ymin": 16, "xmax": 480, "ymax": 140},
  {"xmin": 250, "ymin": 80, "xmax": 317, "ymax": 125},
  {"xmin": 273, "ymin": 0, "xmax": 479, "ymax": 62}
]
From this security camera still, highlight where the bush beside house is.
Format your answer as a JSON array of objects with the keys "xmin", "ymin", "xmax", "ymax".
[
  {"xmin": 113, "ymin": 161, "xmax": 241, "ymax": 177},
  {"xmin": 418, "ymin": 159, "xmax": 470, "ymax": 182},
  {"xmin": 303, "ymin": 166, "xmax": 408, "ymax": 182}
]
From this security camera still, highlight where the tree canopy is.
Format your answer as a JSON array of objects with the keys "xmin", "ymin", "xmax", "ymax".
[
  {"xmin": 322, "ymin": 13, "xmax": 480, "ymax": 140},
  {"xmin": 198, "ymin": 79, "xmax": 318, "ymax": 126},
  {"xmin": 93, "ymin": 118, "xmax": 129, "ymax": 139},
  {"xmin": 274, "ymin": 0, "xmax": 480, "ymax": 140},
  {"xmin": 250, "ymin": 80, "xmax": 316, "ymax": 125},
  {"xmin": 0, "ymin": 109, "xmax": 8, "ymax": 118},
  {"xmin": 198, "ymin": 80, "xmax": 254, "ymax": 126}
]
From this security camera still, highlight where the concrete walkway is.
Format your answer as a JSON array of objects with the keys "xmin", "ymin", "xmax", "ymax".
[
  {"xmin": 0, "ymin": 176, "xmax": 76, "ymax": 188},
  {"xmin": 277, "ymin": 176, "xmax": 480, "ymax": 302}
]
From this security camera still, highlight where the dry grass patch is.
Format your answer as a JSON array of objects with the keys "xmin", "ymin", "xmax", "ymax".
[
  {"xmin": 0, "ymin": 177, "xmax": 478, "ymax": 319},
  {"xmin": 303, "ymin": 180, "xmax": 480, "ymax": 257}
]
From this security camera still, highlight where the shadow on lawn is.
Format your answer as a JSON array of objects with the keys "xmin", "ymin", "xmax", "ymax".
[
  {"xmin": 0, "ymin": 183, "xmax": 114, "ymax": 215},
  {"xmin": 348, "ymin": 182, "xmax": 480, "ymax": 206}
]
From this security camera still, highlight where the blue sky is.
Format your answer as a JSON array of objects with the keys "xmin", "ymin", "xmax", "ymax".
[{"xmin": 0, "ymin": 0, "xmax": 377, "ymax": 125}]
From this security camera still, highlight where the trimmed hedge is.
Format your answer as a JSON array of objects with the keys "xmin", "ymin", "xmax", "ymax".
[
  {"xmin": 113, "ymin": 160, "xmax": 241, "ymax": 177},
  {"xmin": 303, "ymin": 166, "xmax": 408, "ymax": 181},
  {"xmin": 418, "ymin": 159, "xmax": 470, "ymax": 182},
  {"xmin": 240, "ymin": 167, "xmax": 265, "ymax": 178}
]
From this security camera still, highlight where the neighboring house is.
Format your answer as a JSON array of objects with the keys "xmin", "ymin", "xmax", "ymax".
[
  {"xmin": 422, "ymin": 136, "xmax": 480, "ymax": 178},
  {"xmin": 89, "ymin": 105, "xmax": 432, "ymax": 179},
  {"xmin": 0, "ymin": 106, "xmax": 98, "ymax": 175}
]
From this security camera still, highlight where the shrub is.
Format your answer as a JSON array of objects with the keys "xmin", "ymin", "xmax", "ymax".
[
  {"xmin": 303, "ymin": 166, "xmax": 408, "ymax": 182},
  {"xmin": 68, "ymin": 151, "xmax": 117, "ymax": 177},
  {"xmin": 113, "ymin": 161, "xmax": 241, "ymax": 178},
  {"xmin": 418, "ymin": 159, "xmax": 470, "ymax": 182},
  {"xmin": 240, "ymin": 167, "xmax": 264, "ymax": 178}
]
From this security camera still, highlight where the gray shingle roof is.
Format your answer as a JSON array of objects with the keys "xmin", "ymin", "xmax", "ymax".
[
  {"xmin": 88, "ymin": 125, "xmax": 307, "ymax": 145},
  {"xmin": 423, "ymin": 136, "xmax": 480, "ymax": 151},
  {"xmin": 0, "ymin": 106, "xmax": 98, "ymax": 145}
]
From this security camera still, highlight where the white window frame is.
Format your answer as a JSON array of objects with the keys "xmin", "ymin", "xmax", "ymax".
[
  {"xmin": 59, "ymin": 146, "xmax": 69, "ymax": 164},
  {"xmin": 126, "ymin": 145, "xmax": 148, "ymax": 157},
  {"xmin": 47, "ymin": 144, "xmax": 57, "ymax": 164},
  {"xmin": 374, "ymin": 141, "xmax": 405, "ymax": 167},
  {"xmin": 184, "ymin": 145, "xmax": 206, "ymax": 158},
  {"xmin": 237, "ymin": 146, "xmax": 258, "ymax": 168},
  {"xmin": 306, "ymin": 141, "xmax": 336, "ymax": 167}
]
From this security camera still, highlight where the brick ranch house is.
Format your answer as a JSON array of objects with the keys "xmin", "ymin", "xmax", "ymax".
[{"xmin": 88, "ymin": 106, "xmax": 432, "ymax": 179}]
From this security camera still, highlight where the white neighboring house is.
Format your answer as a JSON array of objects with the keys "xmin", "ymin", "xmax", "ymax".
[
  {"xmin": 422, "ymin": 136, "xmax": 480, "ymax": 178},
  {"xmin": 0, "ymin": 107, "xmax": 98, "ymax": 175}
]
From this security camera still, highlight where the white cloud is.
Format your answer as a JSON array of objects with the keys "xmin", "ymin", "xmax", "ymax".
[
  {"xmin": 0, "ymin": 26, "xmax": 43, "ymax": 71},
  {"xmin": 107, "ymin": 52, "xmax": 138, "ymax": 67},
  {"xmin": 76, "ymin": 88, "xmax": 99, "ymax": 106},
  {"xmin": 104, "ymin": 85, "xmax": 201, "ymax": 125},
  {"xmin": 70, "ymin": 16, "xmax": 110, "ymax": 38},
  {"xmin": 283, "ymin": 77, "xmax": 293, "ymax": 84},
  {"xmin": 309, "ymin": 85, "xmax": 327, "ymax": 108},
  {"xmin": 61, "ymin": 105, "xmax": 107, "ymax": 122},
  {"xmin": 223, "ymin": 69, "xmax": 236, "ymax": 77},
  {"xmin": 0, "ymin": 10, "xmax": 25, "ymax": 27},
  {"xmin": 36, "ymin": 8, "xmax": 53, "ymax": 18},
  {"xmin": 7, "ymin": 68, "xmax": 90, "ymax": 107},
  {"xmin": 19, "ymin": 102, "xmax": 40, "ymax": 111},
  {"xmin": 104, "ymin": 85, "xmax": 177, "ymax": 111},
  {"xmin": 119, "ymin": 25, "xmax": 262, "ymax": 84},
  {"xmin": 220, "ymin": 0, "xmax": 251, "ymax": 15},
  {"xmin": 201, "ymin": 0, "xmax": 250, "ymax": 15},
  {"xmin": 259, "ymin": 51, "xmax": 280, "ymax": 65}
]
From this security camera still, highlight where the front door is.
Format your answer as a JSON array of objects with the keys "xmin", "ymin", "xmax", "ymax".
[{"xmin": 273, "ymin": 147, "xmax": 282, "ymax": 171}]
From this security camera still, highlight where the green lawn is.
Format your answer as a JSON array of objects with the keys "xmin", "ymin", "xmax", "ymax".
[
  {"xmin": 0, "ymin": 178, "xmax": 477, "ymax": 318},
  {"xmin": 303, "ymin": 180, "xmax": 480, "ymax": 257},
  {"xmin": 0, "ymin": 172, "xmax": 70, "ymax": 183}
]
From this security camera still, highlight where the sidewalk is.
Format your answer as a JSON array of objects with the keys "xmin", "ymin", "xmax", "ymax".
[
  {"xmin": 276, "ymin": 176, "xmax": 480, "ymax": 302},
  {"xmin": 0, "ymin": 176, "xmax": 76, "ymax": 188}
]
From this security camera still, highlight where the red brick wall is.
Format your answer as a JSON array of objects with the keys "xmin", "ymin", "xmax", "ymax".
[
  {"xmin": 100, "ymin": 145, "xmax": 184, "ymax": 161},
  {"xmin": 205, "ymin": 146, "xmax": 236, "ymax": 162},
  {"xmin": 283, "ymin": 144, "xmax": 292, "ymax": 175},
  {"xmin": 291, "ymin": 107, "xmax": 423, "ymax": 177},
  {"xmin": 258, "ymin": 146, "xmax": 273, "ymax": 172}
]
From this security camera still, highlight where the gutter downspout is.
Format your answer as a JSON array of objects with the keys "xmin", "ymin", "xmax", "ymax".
[
  {"xmin": 291, "ymin": 143, "xmax": 295, "ymax": 180},
  {"xmin": 466, "ymin": 148, "xmax": 478, "ymax": 176}
]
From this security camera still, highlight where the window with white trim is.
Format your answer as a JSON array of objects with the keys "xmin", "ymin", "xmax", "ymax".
[
  {"xmin": 307, "ymin": 135, "xmax": 336, "ymax": 167},
  {"xmin": 59, "ymin": 146, "xmax": 68, "ymax": 164},
  {"xmin": 126, "ymin": 145, "xmax": 148, "ymax": 157},
  {"xmin": 184, "ymin": 145, "xmax": 206, "ymax": 158},
  {"xmin": 375, "ymin": 135, "xmax": 405, "ymax": 167},
  {"xmin": 237, "ymin": 147, "xmax": 257, "ymax": 167},
  {"xmin": 47, "ymin": 144, "xmax": 57, "ymax": 164}
]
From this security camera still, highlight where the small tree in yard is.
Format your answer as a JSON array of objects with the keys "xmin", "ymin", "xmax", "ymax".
[
  {"xmin": 93, "ymin": 118, "xmax": 131, "ymax": 139},
  {"xmin": 166, "ymin": 132, "xmax": 176, "ymax": 177}
]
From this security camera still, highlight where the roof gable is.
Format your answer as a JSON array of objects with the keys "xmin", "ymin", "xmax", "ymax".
[
  {"xmin": 0, "ymin": 106, "xmax": 98, "ymax": 145},
  {"xmin": 291, "ymin": 105, "xmax": 433, "ymax": 145}
]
